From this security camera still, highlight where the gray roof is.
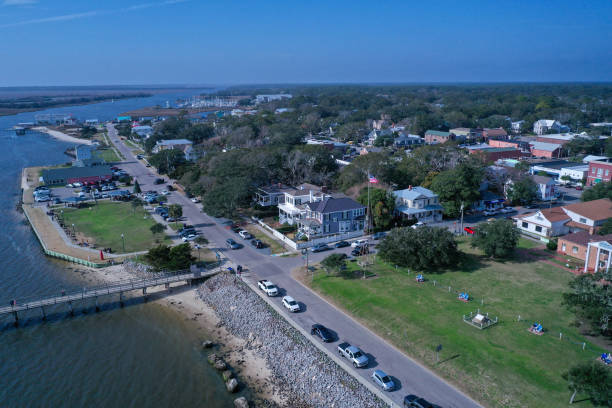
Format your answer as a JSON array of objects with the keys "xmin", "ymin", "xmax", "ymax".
[
  {"xmin": 42, "ymin": 165, "xmax": 112, "ymax": 181},
  {"xmin": 532, "ymin": 175, "xmax": 555, "ymax": 185},
  {"xmin": 156, "ymin": 139, "xmax": 192, "ymax": 146},
  {"xmin": 305, "ymin": 197, "xmax": 365, "ymax": 213},
  {"xmin": 393, "ymin": 187, "xmax": 437, "ymax": 201},
  {"xmin": 530, "ymin": 141, "xmax": 562, "ymax": 152}
]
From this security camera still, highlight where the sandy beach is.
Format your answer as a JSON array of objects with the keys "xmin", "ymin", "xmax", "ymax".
[{"xmin": 33, "ymin": 126, "xmax": 93, "ymax": 145}]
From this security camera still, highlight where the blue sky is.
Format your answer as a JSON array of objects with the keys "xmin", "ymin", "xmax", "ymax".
[{"xmin": 0, "ymin": 0, "xmax": 610, "ymax": 86}]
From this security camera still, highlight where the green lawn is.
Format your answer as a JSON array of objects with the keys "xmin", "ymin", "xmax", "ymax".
[
  {"xmin": 517, "ymin": 236, "xmax": 543, "ymax": 249},
  {"xmin": 306, "ymin": 240, "xmax": 604, "ymax": 407},
  {"xmin": 61, "ymin": 201, "xmax": 169, "ymax": 253},
  {"xmin": 96, "ymin": 148, "xmax": 121, "ymax": 163}
]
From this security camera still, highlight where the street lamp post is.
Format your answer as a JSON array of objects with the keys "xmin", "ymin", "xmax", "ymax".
[
  {"xmin": 71, "ymin": 223, "xmax": 75, "ymax": 237},
  {"xmin": 121, "ymin": 233, "xmax": 125, "ymax": 253}
]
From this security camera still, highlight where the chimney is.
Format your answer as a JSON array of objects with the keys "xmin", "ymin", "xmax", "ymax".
[
  {"xmin": 321, "ymin": 185, "xmax": 328, "ymax": 193},
  {"xmin": 408, "ymin": 185, "xmax": 412, "ymax": 191}
]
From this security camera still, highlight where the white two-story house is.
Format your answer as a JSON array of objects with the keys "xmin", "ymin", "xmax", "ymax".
[
  {"xmin": 393, "ymin": 186, "xmax": 443, "ymax": 223},
  {"xmin": 278, "ymin": 183, "xmax": 329, "ymax": 225}
]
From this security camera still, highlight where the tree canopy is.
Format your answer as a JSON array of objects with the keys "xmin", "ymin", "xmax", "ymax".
[
  {"xmin": 357, "ymin": 188, "xmax": 396, "ymax": 231},
  {"xmin": 506, "ymin": 177, "xmax": 538, "ymax": 205},
  {"xmin": 145, "ymin": 243, "xmax": 195, "ymax": 271},
  {"xmin": 582, "ymin": 182, "xmax": 612, "ymax": 202},
  {"xmin": 377, "ymin": 226, "xmax": 460, "ymax": 270},
  {"xmin": 431, "ymin": 162, "xmax": 484, "ymax": 218},
  {"xmin": 563, "ymin": 362, "xmax": 612, "ymax": 405},
  {"xmin": 471, "ymin": 219, "xmax": 520, "ymax": 258}
]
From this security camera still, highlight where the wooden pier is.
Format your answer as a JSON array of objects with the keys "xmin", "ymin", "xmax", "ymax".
[{"xmin": 0, "ymin": 270, "xmax": 216, "ymax": 325}]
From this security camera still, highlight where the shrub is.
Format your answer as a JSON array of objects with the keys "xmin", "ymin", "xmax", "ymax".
[{"xmin": 546, "ymin": 238, "xmax": 558, "ymax": 251}]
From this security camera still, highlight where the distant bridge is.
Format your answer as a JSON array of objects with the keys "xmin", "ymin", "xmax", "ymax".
[{"xmin": 0, "ymin": 270, "xmax": 216, "ymax": 325}]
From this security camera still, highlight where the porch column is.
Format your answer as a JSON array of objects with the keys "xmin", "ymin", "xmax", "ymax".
[
  {"xmin": 584, "ymin": 243, "xmax": 591, "ymax": 273},
  {"xmin": 606, "ymin": 249, "xmax": 611, "ymax": 274},
  {"xmin": 595, "ymin": 246, "xmax": 602, "ymax": 273}
]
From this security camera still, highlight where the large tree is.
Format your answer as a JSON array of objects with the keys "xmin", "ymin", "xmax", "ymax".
[
  {"xmin": 471, "ymin": 219, "xmax": 520, "ymax": 258},
  {"xmin": 357, "ymin": 188, "xmax": 395, "ymax": 231},
  {"xmin": 506, "ymin": 176, "xmax": 538, "ymax": 205},
  {"xmin": 563, "ymin": 272, "xmax": 612, "ymax": 337},
  {"xmin": 431, "ymin": 162, "xmax": 484, "ymax": 218},
  {"xmin": 582, "ymin": 181, "xmax": 612, "ymax": 202},
  {"xmin": 145, "ymin": 243, "xmax": 195, "ymax": 271},
  {"xmin": 321, "ymin": 254, "xmax": 347, "ymax": 276},
  {"xmin": 563, "ymin": 362, "xmax": 612, "ymax": 405},
  {"xmin": 377, "ymin": 226, "xmax": 460, "ymax": 270},
  {"xmin": 149, "ymin": 149, "xmax": 186, "ymax": 175},
  {"xmin": 168, "ymin": 204, "xmax": 183, "ymax": 220}
]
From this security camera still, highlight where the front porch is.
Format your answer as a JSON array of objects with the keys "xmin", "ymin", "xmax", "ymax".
[{"xmin": 278, "ymin": 202, "xmax": 304, "ymax": 225}]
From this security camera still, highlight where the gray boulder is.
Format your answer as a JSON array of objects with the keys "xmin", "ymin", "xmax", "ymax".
[
  {"xmin": 226, "ymin": 378, "xmax": 239, "ymax": 393},
  {"xmin": 233, "ymin": 396, "xmax": 248, "ymax": 408},
  {"xmin": 202, "ymin": 340, "xmax": 214, "ymax": 349},
  {"xmin": 222, "ymin": 370, "xmax": 234, "ymax": 381},
  {"xmin": 207, "ymin": 353, "xmax": 217, "ymax": 365},
  {"xmin": 214, "ymin": 359, "xmax": 227, "ymax": 371}
]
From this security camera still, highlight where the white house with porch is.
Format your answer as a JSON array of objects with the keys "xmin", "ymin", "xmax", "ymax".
[
  {"xmin": 393, "ymin": 186, "xmax": 443, "ymax": 223},
  {"xmin": 277, "ymin": 183, "xmax": 329, "ymax": 225}
]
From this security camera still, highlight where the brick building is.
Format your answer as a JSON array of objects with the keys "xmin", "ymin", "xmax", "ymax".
[
  {"xmin": 586, "ymin": 158, "xmax": 612, "ymax": 186},
  {"xmin": 482, "ymin": 127, "xmax": 508, "ymax": 140}
]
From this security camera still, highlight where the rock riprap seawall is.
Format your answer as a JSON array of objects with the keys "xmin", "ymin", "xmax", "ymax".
[{"xmin": 197, "ymin": 274, "xmax": 387, "ymax": 408}]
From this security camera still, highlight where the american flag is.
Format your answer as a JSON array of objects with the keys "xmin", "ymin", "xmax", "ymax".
[{"xmin": 368, "ymin": 175, "xmax": 378, "ymax": 183}]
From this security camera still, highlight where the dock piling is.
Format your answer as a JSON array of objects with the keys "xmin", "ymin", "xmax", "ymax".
[{"xmin": 41, "ymin": 306, "xmax": 46, "ymax": 320}]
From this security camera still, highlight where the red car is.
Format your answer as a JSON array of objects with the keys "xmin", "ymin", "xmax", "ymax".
[{"xmin": 464, "ymin": 227, "xmax": 475, "ymax": 234}]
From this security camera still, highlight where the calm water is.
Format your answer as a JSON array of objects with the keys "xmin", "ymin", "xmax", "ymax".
[{"xmin": 0, "ymin": 90, "xmax": 240, "ymax": 408}]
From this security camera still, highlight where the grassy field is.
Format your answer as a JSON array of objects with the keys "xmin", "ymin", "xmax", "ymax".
[
  {"xmin": 61, "ymin": 201, "xmax": 169, "ymax": 253},
  {"xmin": 304, "ymin": 239, "xmax": 604, "ymax": 407},
  {"xmin": 96, "ymin": 148, "xmax": 121, "ymax": 163}
]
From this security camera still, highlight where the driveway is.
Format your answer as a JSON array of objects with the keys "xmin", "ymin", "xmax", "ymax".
[{"xmin": 107, "ymin": 124, "xmax": 482, "ymax": 408}]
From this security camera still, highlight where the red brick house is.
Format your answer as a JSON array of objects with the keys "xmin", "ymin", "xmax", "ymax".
[
  {"xmin": 587, "ymin": 158, "xmax": 612, "ymax": 186},
  {"xmin": 468, "ymin": 147, "xmax": 522, "ymax": 162},
  {"xmin": 557, "ymin": 231, "xmax": 612, "ymax": 263}
]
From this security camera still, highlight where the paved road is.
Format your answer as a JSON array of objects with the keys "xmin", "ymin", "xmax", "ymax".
[{"xmin": 107, "ymin": 125, "xmax": 482, "ymax": 408}]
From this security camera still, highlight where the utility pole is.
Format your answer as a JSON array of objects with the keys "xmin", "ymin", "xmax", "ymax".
[
  {"xmin": 121, "ymin": 233, "xmax": 125, "ymax": 253},
  {"xmin": 460, "ymin": 202, "xmax": 464, "ymax": 235}
]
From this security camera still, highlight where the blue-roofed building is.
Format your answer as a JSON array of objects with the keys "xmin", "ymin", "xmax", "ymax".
[{"xmin": 393, "ymin": 186, "xmax": 443, "ymax": 223}]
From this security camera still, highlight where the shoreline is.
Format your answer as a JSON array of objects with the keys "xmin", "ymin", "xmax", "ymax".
[
  {"xmin": 33, "ymin": 126, "xmax": 93, "ymax": 145},
  {"xmin": 73, "ymin": 262, "xmax": 284, "ymax": 406}
]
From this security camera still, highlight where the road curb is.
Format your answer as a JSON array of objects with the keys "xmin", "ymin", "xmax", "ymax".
[{"xmin": 242, "ymin": 276, "xmax": 398, "ymax": 408}]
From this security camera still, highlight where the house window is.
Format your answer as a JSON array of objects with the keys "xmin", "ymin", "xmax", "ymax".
[
  {"xmin": 522, "ymin": 222, "xmax": 528, "ymax": 228},
  {"xmin": 607, "ymin": 170, "xmax": 610, "ymax": 176},
  {"xmin": 562, "ymin": 243, "xmax": 566, "ymax": 251},
  {"xmin": 535, "ymin": 226, "xmax": 542, "ymax": 233},
  {"xmin": 572, "ymin": 246, "xmax": 578, "ymax": 254},
  {"xmin": 579, "ymin": 217, "xmax": 587, "ymax": 224}
]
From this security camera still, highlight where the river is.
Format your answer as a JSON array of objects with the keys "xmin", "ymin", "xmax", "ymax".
[{"xmin": 0, "ymin": 90, "xmax": 241, "ymax": 408}]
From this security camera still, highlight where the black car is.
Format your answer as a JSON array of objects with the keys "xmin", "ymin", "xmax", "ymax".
[
  {"xmin": 403, "ymin": 395, "xmax": 433, "ymax": 408},
  {"xmin": 334, "ymin": 240, "xmax": 350, "ymax": 248},
  {"xmin": 251, "ymin": 239, "xmax": 265, "ymax": 249},
  {"xmin": 230, "ymin": 224, "xmax": 242, "ymax": 233},
  {"xmin": 153, "ymin": 178, "xmax": 165, "ymax": 185},
  {"xmin": 351, "ymin": 245, "xmax": 369, "ymax": 257},
  {"xmin": 311, "ymin": 324, "xmax": 333, "ymax": 342},
  {"xmin": 179, "ymin": 229, "xmax": 196, "ymax": 237}
]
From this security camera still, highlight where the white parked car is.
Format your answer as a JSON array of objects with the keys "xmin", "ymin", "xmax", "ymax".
[
  {"xmin": 282, "ymin": 295, "xmax": 300, "ymax": 312},
  {"xmin": 257, "ymin": 280, "xmax": 278, "ymax": 296},
  {"xmin": 351, "ymin": 239, "xmax": 369, "ymax": 248},
  {"xmin": 500, "ymin": 207, "xmax": 515, "ymax": 214},
  {"xmin": 66, "ymin": 183, "xmax": 74, "ymax": 188},
  {"xmin": 191, "ymin": 197, "xmax": 200, "ymax": 203},
  {"xmin": 73, "ymin": 182, "xmax": 82, "ymax": 187},
  {"xmin": 411, "ymin": 221, "xmax": 425, "ymax": 229},
  {"xmin": 238, "ymin": 230, "xmax": 253, "ymax": 240},
  {"xmin": 161, "ymin": 190, "xmax": 170, "ymax": 196},
  {"xmin": 483, "ymin": 210, "xmax": 497, "ymax": 216},
  {"xmin": 182, "ymin": 234, "xmax": 198, "ymax": 242}
]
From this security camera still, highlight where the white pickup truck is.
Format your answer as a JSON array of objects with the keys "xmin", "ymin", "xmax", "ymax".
[
  {"xmin": 337, "ymin": 342, "xmax": 369, "ymax": 368},
  {"xmin": 257, "ymin": 280, "xmax": 278, "ymax": 296}
]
